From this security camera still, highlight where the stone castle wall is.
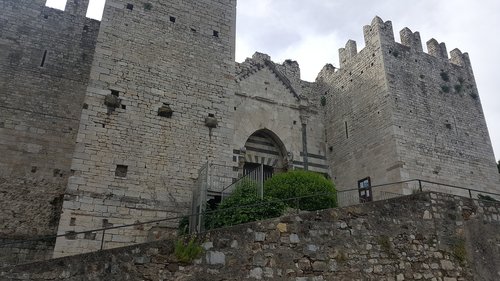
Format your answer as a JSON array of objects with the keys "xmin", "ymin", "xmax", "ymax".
[
  {"xmin": 1, "ymin": 1, "xmax": 499, "ymax": 264},
  {"xmin": 384, "ymin": 29, "xmax": 500, "ymax": 194},
  {"xmin": 319, "ymin": 17, "xmax": 500, "ymax": 195},
  {"xmin": 318, "ymin": 18, "xmax": 402, "ymax": 193},
  {"xmin": 2, "ymin": 192, "xmax": 500, "ymax": 280},
  {"xmin": 0, "ymin": 0, "xmax": 99, "ymax": 264},
  {"xmin": 53, "ymin": 0, "xmax": 237, "ymax": 257},
  {"xmin": 233, "ymin": 53, "xmax": 328, "ymax": 175}
]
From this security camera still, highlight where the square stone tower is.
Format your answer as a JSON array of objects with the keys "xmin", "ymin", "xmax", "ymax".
[
  {"xmin": 319, "ymin": 17, "xmax": 499, "ymax": 200},
  {"xmin": 54, "ymin": 0, "xmax": 237, "ymax": 257}
]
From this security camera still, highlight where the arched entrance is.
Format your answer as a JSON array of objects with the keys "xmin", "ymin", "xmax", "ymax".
[{"xmin": 241, "ymin": 129, "xmax": 288, "ymax": 180}]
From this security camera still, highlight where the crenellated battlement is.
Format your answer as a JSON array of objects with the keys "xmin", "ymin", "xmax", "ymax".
[
  {"xmin": 9, "ymin": 0, "xmax": 94, "ymax": 19},
  {"xmin": 363, "ymin": 16, "xmax": 395, "ymax": 47},
  {"xmin": 336, "ymin": 17, "xmax": 473, "ymax": 71},
  {"xmin": 400, "ymin": 27, "xmax": 423, "ymax": 52},
  {"xmin": 62, "ymin": 0, "xmax": 91, "ymax": 17},
  {"xmin": 426, "ymin": 38, "xmax": 448, "ymax": 59},
  {"xmin": 339, "ymin": 40, "xmax": 358, "ymax": 68}
]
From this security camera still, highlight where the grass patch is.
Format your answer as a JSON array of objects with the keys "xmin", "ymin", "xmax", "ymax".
[
  {"xmin": 452, "ymin": 239, "xmax": 467, "ymax": 265},
  {"xmin": 377, "ymin": 235, "xmax": 397, "ymax": 258},
  {"xmin": 174, "ymin": 237, "xmax": 203, "ymax": 263}
]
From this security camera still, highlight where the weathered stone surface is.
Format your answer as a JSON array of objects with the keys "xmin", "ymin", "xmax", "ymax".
[
  {"xmin": 2, "ymin": 192, "xmax": 499, "ymax": 280},
  {"xmin": 0, "ymin": 0, "xmax": 99, "ymax": 265},
  {"xmin": 1, "ymin": 0, "xmax": 499, "ymax": 266}
]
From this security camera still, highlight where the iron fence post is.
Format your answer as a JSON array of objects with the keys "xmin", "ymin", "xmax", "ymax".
[
  {"xmin": 468, "ymin": 189, "xmax": 472, "ymax": 199},
  {"xmin": 418, "ymin": 180, "xmax": 422, "ymax": 192},
  {"xmin": 259, "ymin": 163, "xmax": 264, "ymax": 199},
  {"xmin": 296, "ymin": 198, "xmax": 300, "ymax": 214},
  {"xmin": 100, "ymin": 229, "xmax": 105, "ymax": 250}
]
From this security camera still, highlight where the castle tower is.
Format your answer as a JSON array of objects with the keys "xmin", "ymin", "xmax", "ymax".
[
  {"xmin": 319, "ymin": 17, "xmax": 499, "ymax": 200},
  {"xmin": 0, "ymin": 0, "xmax": 100, "ymax": 264},
  {"xmin": 53, "ymin": 0, "xmax": 237, "ymax": 257}
]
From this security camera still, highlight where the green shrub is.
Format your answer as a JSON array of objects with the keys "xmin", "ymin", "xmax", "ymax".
[
  {"xmin": 174, "ymin": 237, "xmax": 203, "ymax": 263},
  {"xmin": 478, "ymin": 194, "xmax": 497, "ymax": 202},
  {"xmin": 440, "ymin": 71, "xmax": 450, "ymax": 82},
  {"xmin": 264, "ymin": 170, "xmax": 337, "ymax": 211},
  {"xmin": 441, "ymin": 85, "xmax": 450, "ymax": 93},
  {"xmin": 204, "ymin": 180, "xmax": 285, "ymax": 229}
]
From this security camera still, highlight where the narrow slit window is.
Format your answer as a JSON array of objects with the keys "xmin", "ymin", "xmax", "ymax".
[
  {"xmin": 345, "ymin": 121, "xmax": 349, "ymax": 139},
  {"xmin": 40, "ymin": 50, "xmax": 48, "ymax": 67},
  {"xmin": 213, "ymin": 30, "xmax": 219, "ymax": 37}
]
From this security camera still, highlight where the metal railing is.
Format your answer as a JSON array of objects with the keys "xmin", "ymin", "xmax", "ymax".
[
  {"xmin": 220, "ymin": 164, "xmax": 263, "ymax": 201},
  {"xmin": 190, "ymin": 162, "xmax": 240, "ymax": 233},
  {"xmin": 1, "ymin": 178, "xmax": 499, "ymax": 268}
]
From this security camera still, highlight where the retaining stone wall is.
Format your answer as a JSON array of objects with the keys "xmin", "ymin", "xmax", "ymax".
[{"xmin": 2, "ymin": 192, "xmax": 499, "ymax": 280}]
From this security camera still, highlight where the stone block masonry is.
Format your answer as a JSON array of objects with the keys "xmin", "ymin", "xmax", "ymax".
[
  {"xmin": 1, "ymin": 0, "xmax": 499, "ymax": 264},
  {"xmin": 0, "ymin": 0, "xmax": 100, "ymax": 265},
  {"xmin": 53, "ymin": 0, "xmax": 237, "ymax": 257},
  {"xmin": 318, "ymin": 16, "xmax": 500, "ymax": 194},
  {"xmin": 2, "ymin": 192, "xmax": 499, "ymax": 280}
]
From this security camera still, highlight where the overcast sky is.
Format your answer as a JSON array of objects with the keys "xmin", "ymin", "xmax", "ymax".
[{"xmin": 47, "ymin": 0, "xmax": 499, "ymax": 161}]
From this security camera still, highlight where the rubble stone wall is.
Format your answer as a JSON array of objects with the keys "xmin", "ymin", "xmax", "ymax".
[{"xmin": 2, "ymin": 192, "xmax": 499, "ymax": 281}]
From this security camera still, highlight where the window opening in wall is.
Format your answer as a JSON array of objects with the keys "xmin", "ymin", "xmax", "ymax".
[
  {"xmin": 213, "ymin": 30, "xmax": 219, "ymax": 37},
  {"xmin": 126, "ymin": 3, "xmax": 134, "ymax": 11},
  {"xmin": 45, "ymin": 0, "xmax": 67, "ymax": 11},
  {"xmin": 40, "ymin": 50, "xmax": 48, "ymax": 67},
  {"xmin": 170, "ymin": 16, "xmax": 176, "ymax": 23},
  {"xmin": 115, "ymin": 165, "xmax": 128, "ymax": 177},
  {"xmin": 344, "ymin": 121, "xmax": 349, "ymax": 139},
  {"xmin": 110, "ymin": 89, "xmax": 119, "ymax": 97},
  {"xmin": 86, "ymin": 0, "xmax": 105, "ymax": 21},
  {"xmin": 358, "ymin": 177, "xmax": 373, "ymax": 203}
]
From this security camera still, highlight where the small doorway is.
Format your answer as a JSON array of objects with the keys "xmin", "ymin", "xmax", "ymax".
[{"xmin": 358, "ymin": 177, "xmax": 373, "ymax": 203}]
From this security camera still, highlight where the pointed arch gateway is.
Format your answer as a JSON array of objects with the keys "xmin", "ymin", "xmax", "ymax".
[{"xmin": 242, "ymin": 129, "xmax": 289, "ymax": 180}]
